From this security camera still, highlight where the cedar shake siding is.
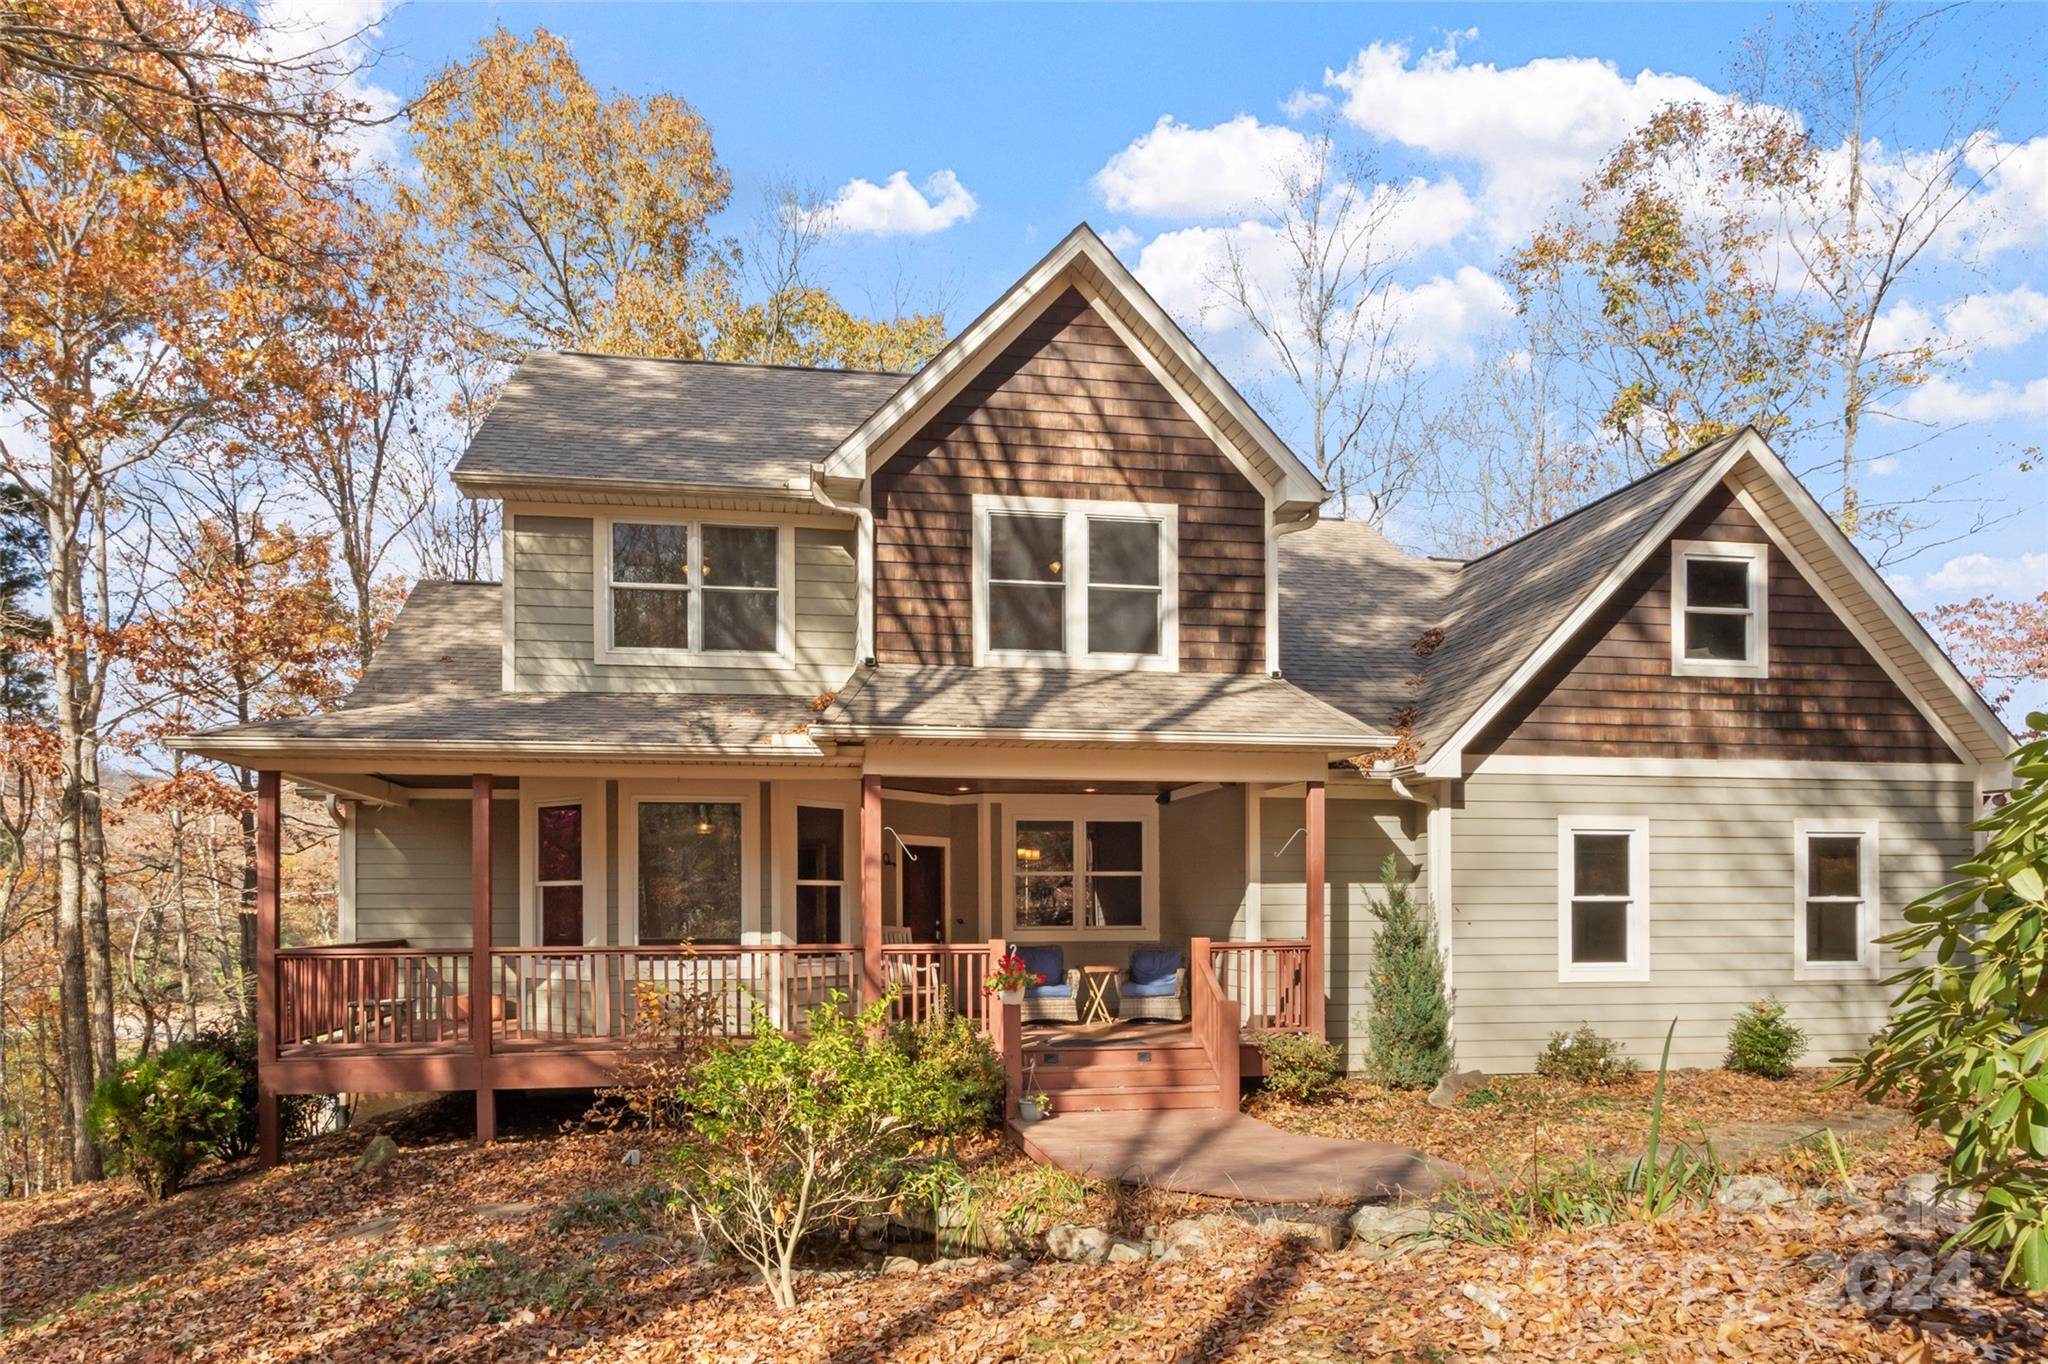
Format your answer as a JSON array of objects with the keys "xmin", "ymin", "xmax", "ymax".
[
  {"xmin": 1473, "ymin": 482, "xmax": 1957, "ymax": 762},
  {"xmin": 871, "ymin": 289, "xmax": 1267, "ymax": 674}
]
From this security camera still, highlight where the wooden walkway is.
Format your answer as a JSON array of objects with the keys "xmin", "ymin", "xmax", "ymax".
[{"xmin": 1013, "ymin": 1109, "xmax": 1444, "ymax": 1204}]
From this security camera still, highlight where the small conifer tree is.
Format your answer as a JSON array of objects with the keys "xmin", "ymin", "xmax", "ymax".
[{"xmin": 1363, "ymin": 856, "xmax": 1453, "ymax": 1089}]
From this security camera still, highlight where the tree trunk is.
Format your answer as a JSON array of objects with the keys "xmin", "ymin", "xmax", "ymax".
[{"xmin": 82, "ymin": 740, "xmax": 115, "ymax": 1078}]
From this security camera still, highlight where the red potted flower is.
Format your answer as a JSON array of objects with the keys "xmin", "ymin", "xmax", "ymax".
[{"xmin": 983, "ymin": 951, "xmax": 1041, "ymax": 1007}]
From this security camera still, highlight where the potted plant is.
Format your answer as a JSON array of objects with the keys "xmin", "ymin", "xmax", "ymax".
[
  {"xmin": 1018, "ymin": 1092, "xmax": 1053, "ymax": 1123},
  {"xmin": 983, "ymin": 951, "xmax": 1041, "ymax": 1007}
]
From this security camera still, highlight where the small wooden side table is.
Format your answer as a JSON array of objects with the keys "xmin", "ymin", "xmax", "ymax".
[{"xmin": 1079, "ymin": 964, "xmax": 1119, "ymax": 1025}]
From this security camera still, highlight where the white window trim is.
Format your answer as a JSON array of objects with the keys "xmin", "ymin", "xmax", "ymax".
[
  {"xmin": 1556, "ymin": 816, "xmax": 1651, "ymax": 984},
  {"xmin": 893, "ymin": 834, "xmax": 953, "ymax": 938},
  {"xmin": 1793, "ymin": 817, "xmax": 1882, "ymax": 981},
  {"xmin": 794, "ymin": 802, "xmax": 855, "ymax": 945},
  {"xmin": 1670, "ymin": 538, "xmax": 1769, "ymax": 680},
  {"xmin": 594, "ymin": 513, "xmax": 795, "ymax": 668},
  {"xmin": 1000, "ymin": 794, "xmax": 1160, "ymax": 941},
  {"xmin": 617, "ymin": 781, "xmax": 760, "ymax": 947},
  {"xmin": 970, "ymin": 493, "xmax": 1179, "ymax": 672},
  {"xmin": 518, "ymin": 778, "xmax": 608, "ymax": 948},
  {"xmin": 769, "ymin": 781, "xmax": 860, "ymax": 943}
]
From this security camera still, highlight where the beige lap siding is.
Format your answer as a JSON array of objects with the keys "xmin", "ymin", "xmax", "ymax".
[
  {"xmin": 1259, "ymin": 793, "xmax": 1428, "ymax": 1071},
  {"xmin": 509, "ymin": 514, "xmax": 858, "ymax": 695},
  {"xmin": 353, "ymin": 801, "xmax": 519, "ymax": 947},
  {"xmin": 1448, "ymin": 771, "xmax": 1974, "ymax": 1072}
]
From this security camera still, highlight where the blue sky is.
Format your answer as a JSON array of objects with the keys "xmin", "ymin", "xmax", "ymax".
[{"xmin": 340, "ymin": 2, "xmax": 2044, "ymax": 617}]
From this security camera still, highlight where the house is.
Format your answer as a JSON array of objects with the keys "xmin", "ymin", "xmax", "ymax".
[{"xmin": 173, "ymin": 226, "xmax": 2014, "ymax": 1164}]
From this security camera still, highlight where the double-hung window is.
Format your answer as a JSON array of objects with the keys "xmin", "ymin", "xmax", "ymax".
[
  {"xmin": 1005, "ymin": 798, "xmax": 1159, "ymax": 938},
  {"xmin": 1794, "ymin": 819, "xmax": 1879, "ymax": 979},
  {"xmin": 974, "ymin": 496, "xmax": 1176, "ymax": 669},
  {"xmin": 794, "ymin": 805, "xmax": 847, "ymax": 944},
  {"xmin": 1557, "ymin": 817, "xmax": 1650, "ymax": 982},
  {"xmin": 1670, "ymin": 539, "xmax": 1768, "ymax": 678},
  {"xmin": 603, "ymin": 519, "xmax": 786, "ymax": 662}
]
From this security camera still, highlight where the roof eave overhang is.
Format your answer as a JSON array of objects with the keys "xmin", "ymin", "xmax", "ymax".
[
  {"xmin": 809, "ymin": 723, "xmax": 1394, "ymax": 750},
  {"xmin": 452, "ymin": 470, "xmax": 818, "ymax": 507},
  {"xmin": 164, "ymin": 733, "xmax": 844, "ymax": 766}
]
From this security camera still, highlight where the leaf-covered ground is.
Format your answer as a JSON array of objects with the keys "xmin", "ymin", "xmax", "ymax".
[
  {"xmin": 1251, "ymin": 1067, "xmax": 1898, "ymax": 1174},
  {"xmin": 1, "ymin": 1088, "xmax": 2040, "ymax": 1362}
]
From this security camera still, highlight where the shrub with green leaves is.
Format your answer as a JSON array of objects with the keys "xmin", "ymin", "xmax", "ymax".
[
  {"xmin": 86, "ymin": 1043, "xmax": 243, "ymax": 1199},
  {"xmin": 1535, "ymin": 1025, "xmax": 1639, "ymax": 1086},
  {"xmin": 184, "ymin": 1021, "xmax": 325, "ymax": 1158},
  {"xmin": 672, "ymin": 993, "xmax": 922, "ymax": 1310},
  {"xmin": 1362, "ymin": 856, "xmax": 1453, "ymax": 1090},
  {"xmin": 885, "ymin": 1008, "xmax": 1003, "ymax": 1141},
  {"xmin": 1724, "ymin": 998, "xmax": 1806, "ymax": 1079},
  {"xmin": 1255, "ymin": 1030, "xmax": 1344, "ymax": 1103},
  {"xmin": 1851, "ymin": 712, "xmax": 2048, "ymax": 1290}
]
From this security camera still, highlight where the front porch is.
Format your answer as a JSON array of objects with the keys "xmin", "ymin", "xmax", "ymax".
[{"xmin": 250, "ymin": 769, "xmax": 1336, "ymax": 1163}]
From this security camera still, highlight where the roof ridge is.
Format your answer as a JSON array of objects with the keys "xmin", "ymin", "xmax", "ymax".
[
  {"xmin": 1456, "ymin": 429, "xmax": 1745, "ymax": 568},
  {"xmin": 549, "ymin": 350, "xmax": 915, "ymax": 380}
]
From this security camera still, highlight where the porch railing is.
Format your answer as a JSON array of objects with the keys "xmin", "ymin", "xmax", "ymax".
[
  {"xmin": 276, "ymin": 946, "xmax": 472, "ymax": 1051},
  {"xmin": 880, "ymin": 943, "xmax": 993, "ymax": 1031},
  {"xmin": 1209, "ymin": 941, "xmax": 1312, "ymax": 1033},
  {"xmin": 489, "ymin": 945, "xmax": 860, "ymax": 1047}
]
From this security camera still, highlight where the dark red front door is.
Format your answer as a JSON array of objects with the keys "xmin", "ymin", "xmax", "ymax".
[{"xmin": 902, "ymin": 845, "xmax": 946, "ymax": 943}]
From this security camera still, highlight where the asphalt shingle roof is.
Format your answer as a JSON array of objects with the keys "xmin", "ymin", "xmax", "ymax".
[
  {"xmin": 815, "ymin": 664, "xmax": 1390, "ymax": 747},
  {"xmin": 452, "ymin": 352, "xmax": 908, "ymax": 493}
]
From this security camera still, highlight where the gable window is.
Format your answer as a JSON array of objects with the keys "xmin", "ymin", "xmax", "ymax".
[
  {"xmin": 1794, "ymin": 819, "xmax": 1879, "ymax": 979},
  {"xmin": 1670, "ymin": 539, "xmax": 1768, "ymax": 679},
  {"xmin": 601, "ymin": 518, "xmax": 788, "ymax": 663},
  {"xmin": 1557, "ymin": 817, "xmax": 1650, "ymax": 982},
  {"xmin": 1003, "ymin": 797, "xmax": 1159, "ymax": 939},
  {"xmin": 973, "ymin": 496, "xmax": 1177, "ymax": 670}
]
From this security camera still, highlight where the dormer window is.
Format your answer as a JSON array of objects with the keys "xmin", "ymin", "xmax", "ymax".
[
  {"xmin": 599, "ymin": 517, "xmax": 791, "ymax": 665},
  {"xmin": 1670, "ymin": 539, "xmax": 1768, "ymax": 679},
  {"xmin": 972, "ymin": 495, "xmax": 1177, "ymax": 671}
]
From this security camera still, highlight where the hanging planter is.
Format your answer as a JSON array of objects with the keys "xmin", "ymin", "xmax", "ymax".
[
  {"xmin": 998, "ymin": 986, "xmax": 1025, "ymax": 1007},
  {"xmin": 983, "ymin": 951, "xmax": 1040, "ymax": 1008}
]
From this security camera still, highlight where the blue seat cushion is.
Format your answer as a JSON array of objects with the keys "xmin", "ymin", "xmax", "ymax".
[
  {"xmin": 1121, "ymin": 975, "xmax": 1178, "ymax": 998},
  {"xmin": 1129, "ymin": 948, "xmax": 1183, "ymax": 985},
  {"xmin": 1018, "ymin": 945, "xmax": 1064, "ymax": 987},
  {"xmin": 1026, "ymin": 983, "xmax": 1073, "ymax": 999}
]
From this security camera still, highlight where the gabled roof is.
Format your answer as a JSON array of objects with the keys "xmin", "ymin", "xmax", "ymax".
[
  {"xmin": 818, "ymin": 224, "xmax": 1330, "ymax": 513},
  {"xmin": 451, "ymin": 352, "xmax": 906, "ymax": 498},
  {"xmin": 1279, "ymin": 428, "xmax": 2013, "ymax": 775},
  {"xmin": 165, "ymin": 582, "xmax": 830, "ymax": 763},
  {"xmin": 815, "ymin": 663, "xmax": 1391, "ymax": 749}
]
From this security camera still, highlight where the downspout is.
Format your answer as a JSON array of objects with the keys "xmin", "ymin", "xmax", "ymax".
[
  {"xmin": 1267, "ymin": 507, "xmax": 1319, "ymax": 677},
  {"xmin": 1387, "ymin": 771, "xmax": 1454, "ymax": 1044},
  {"xmin": 810, "ymin": 477, "xmax": 875, "ymax": 665}
]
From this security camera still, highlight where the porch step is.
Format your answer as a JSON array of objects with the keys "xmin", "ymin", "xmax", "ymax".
[
  {"xmin": 1044, "ymin": 1084, "xmax": 1222, "ymax": 1113},
  {"xmin": 1034, "ymin": 1058, "xmax": 1218, "ymax": 1091}
]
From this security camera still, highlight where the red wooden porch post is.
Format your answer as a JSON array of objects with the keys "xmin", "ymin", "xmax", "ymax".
[
  {"xmin": 860, "ymin": 774, "xmax": 884, "ymax": 1004},
  {"xmin": 1305, "ymin": 779, "xmax": 1327, "ymax": 1041},
  {"xmin": 471, "ymin": 774, "xmax": 495, "ymax": 1144},
  {"xmin": 255, "ymin": 770, "xmax": 281, "ymax": 1168}
]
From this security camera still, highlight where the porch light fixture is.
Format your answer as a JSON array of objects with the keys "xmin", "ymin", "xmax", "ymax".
[
  {"xmin": 955, "ymin": 785, "xmax": 971, "ymax": 793},
  {"xmin": 693, "ymin": 817, "xmax": 714, "ymax": 835}
]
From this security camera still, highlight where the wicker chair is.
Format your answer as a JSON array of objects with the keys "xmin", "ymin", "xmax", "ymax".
[
  {"xmin": 1017, "ymin": 945, "xmax": 1081, "ymax": 1024},
  {"xmin": 1115, "ymin": 947, "xmax": 1187, "ymax": 1022}
]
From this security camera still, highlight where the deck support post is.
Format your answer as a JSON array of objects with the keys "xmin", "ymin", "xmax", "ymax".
[
  {"xmin": 471, "ymin": 774, "xmax": 495, "ymax": 1144},
  {"xmin": 986, "ymin": 936, "xmax": 1023, "ymax": 1114},
  {"xmin": 255, "ymin": 770, "xmax": 281, "ymax": 1168},
  {"xmin": 1305, "ymin": 779, "xmax": 1327, "ymax": 1042},
  {"xmin": 860, "ymin": 774, "xmax": 884, "ymax": 1005}
]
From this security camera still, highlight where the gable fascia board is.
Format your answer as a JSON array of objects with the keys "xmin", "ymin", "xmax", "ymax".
[
  {"xmin": 455, "ymin": 471, "xmax": 818, "ymax": 509},
  {"xmin": 1417, "ymin": 435, "xmax": 1754, "ymax": 779},
  {"xmin": 822, "ymin": 224, "xmax": 1327, "ymax": 509},
  {"xmin": 1729, "ymin": 444, "xmax": 2014, "ymax": 762}
]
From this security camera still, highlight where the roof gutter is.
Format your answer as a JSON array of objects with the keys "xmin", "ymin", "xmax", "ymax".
[{"xmin": 452, "ymin": 471, "xmax": 821, "ymax": 505}]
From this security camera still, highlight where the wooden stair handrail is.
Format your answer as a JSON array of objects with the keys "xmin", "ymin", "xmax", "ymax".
[{"xmin": 1188, "ymin": 937, "xmax": 1241, "ymax": 1111}]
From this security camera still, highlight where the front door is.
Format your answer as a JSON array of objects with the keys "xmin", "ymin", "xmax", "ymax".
[{"xmin": 901, "ymin": 844, "xmax": 946, "ymax": 943}]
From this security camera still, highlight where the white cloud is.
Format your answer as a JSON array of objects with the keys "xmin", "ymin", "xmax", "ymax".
[
  {"xmin": 1892, "ymin": 375, "xmax": 2048, "ymax": 425},
  {"xmin": 1098, "ymin": 226, "xmax": 1140, "ymax": 252},
  {"xmin": 1281, "ymin": 89, "xmax": 1331, "ymax": 119},
  {"xmin": 1868, "ymin": 455, "xmax": 1901, "ymax": 476},
  {"xmin": 1871, "ymin": 285, "xmax": 2048, "ymax": 359},
  {"xmin": 1094, "ymin": 115, "xmax": 1318, "ymax": 220},
  {"xmin": 802, "ymin": 170, "xmax": 977, "ymax": 237},
  {"xmin": 1919, "ymin": 551, "xmax": 2048, "ymax": 599},
  {"xmin": 1324, "ymin": 37, "xmax": 1720, "ymax": 244},
  {"xmin": 255, "ymin": 0, "xmax": 404, "ymax": 167},
  {"xmin": 1940, "ymin": 135, "xmax": 2048, "ymax": 258}
]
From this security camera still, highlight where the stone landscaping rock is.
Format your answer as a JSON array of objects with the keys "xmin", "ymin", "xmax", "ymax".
[
  {"xmin": 1885, "ymin": 1171, "xmax": 1980, "ymax": 1233},
  {"xmin": 476, "ymin": 1202, "xmax": 539, "ymax": 1221},
  {"xmin": 1148, "ymin": 1214, "xmax": 1238, "ymax": 1261},
  {"xmin": 1045, "ymin": 1224, "xmax": 1111, "ymax": 1263},
  {"xmin": 1347, "ymin": 1203, "xmax": 1435, "ymax": 1247},
  {"xmin": 331, "ymin": 1216, "xmax": 398, "ymax": 1242},
  {"xmin": 1106, "ymin": 1238, "xmax": 1149, "ymax": 1264},
  {"xmin": 622, "ymin": 1149, "xmax": 642, "ymax": 1168},
  {"xmin": 881, "ymin": 1255, "xmax": 921, "ymax": 1275},
  {"xmin": 352, "ymin": 1135, "xmax": 398, "ymax": 1174},
  {"xmin": 1253, "ymin": 1212, "xmax": 1344, "ymax": 1250},
  {"xmin": 1717, "ymin": 1175, "xmax": 1793, "ymax": 1213},
  {"xmin": 1427, "ymin": 1070, "xmax": 1489, "ymax": 1110}
]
